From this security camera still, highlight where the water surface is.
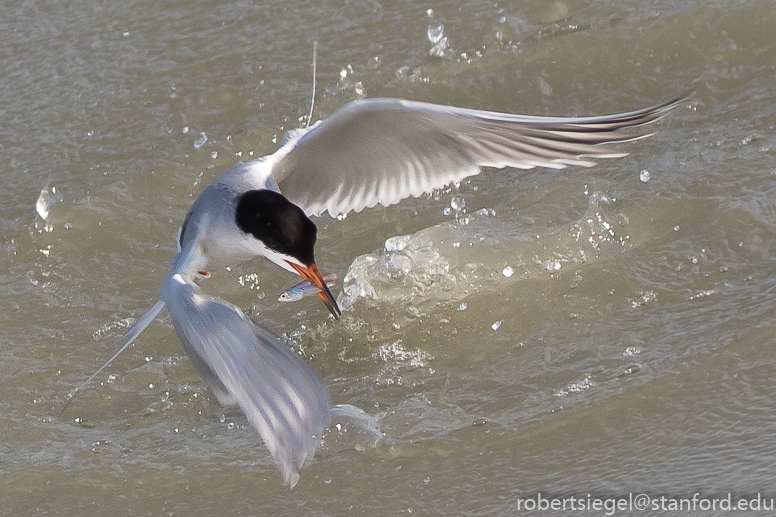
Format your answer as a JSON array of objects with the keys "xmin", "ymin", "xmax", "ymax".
[{"xmin": 2, "ymin": 0, "xmax": 776, "ymax": 515}]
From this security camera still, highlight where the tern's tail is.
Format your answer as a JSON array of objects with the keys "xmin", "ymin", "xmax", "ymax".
[
  {"xmin": 161, "ymin": 273, "xmax": 331, "ymax": 487},
  {"xmin": 65, "ymin": 299, "xmax": 167, "ymax": 405}
]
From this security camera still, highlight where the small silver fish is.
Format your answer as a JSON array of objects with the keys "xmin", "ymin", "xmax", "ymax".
[{"xmin": 278, "ymin": 273, "xmax": 339, "ymax": 303}]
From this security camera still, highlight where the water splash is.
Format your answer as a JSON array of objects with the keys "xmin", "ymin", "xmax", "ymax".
[
  {"xmin": 555, "ymin": 376, "xmax": 594, "ymax": 397},
  {"xmin": 320, "ymin": 404, "xmax": 385, "ymax": 456},
  {"xmin": 427, "ymin": 20, "xmax": 445, "ymax": 44},
  {"xmin": 35, "ymin": 185, "xmax": 63, "ymax": 221},
  {"xmin": 426, "ymin": 9, "xmax": 450, "ymax": 57},
  {"xmin": 338, "ymin": 191, "xmax": 634, "ymax": 311},
  {"xmin": 629, "ymin": 290, "xmax": 657, "ymax": 308},
  {"xmin": 193, "ymin": 132, "xmax": 208, "ymax": 149},
  {"xmin": 384, "ymin": 235, "xmax": 411, "ymax": 252},
  {"xmin": 373, "ymin": 341, "xmax": 434, "ymax": 368},
  {"xmin": 329, "ymin": 64, "xmax": 366, "ymax": 98}
]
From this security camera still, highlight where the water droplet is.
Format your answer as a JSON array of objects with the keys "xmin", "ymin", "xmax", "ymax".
[
  {"xmin": 673, "ymin": 225, "xmax": 680, "ymax": 232},
  {"xmin": 427, "ymin": 21, "xmax": 445, "ymax": 44},
  {"xmin": 442, "ymin": 206, "xmax": 453, "ymax": 216},
  {"xmin": 144, "ymin": 356, "xmax": 153, "ymax": 362},
  {"xmin": 458, "ymin": 302, "xmax": 467, "ymax": 311},
  {"xmin": 385, "ymin": 234, "xmax": 411, "ymax": 252},
  {"xmin": 193, "ymin": 132, "xmax": 208, "ymax": 149},
  {"xmin": 491, "ymin": 321, "xmax": 501, "ymax": 331},
  {"xmin": 546, "ymin": 260, "xmax": 562, "ymax": 271},
  {"xmin": 148, "ymin": 383, "xmax": 154, "ymax": 389},
  {"xmin": 219, "ymin": 414, "xmax": 226, "ymax": 423},
  {"xmin": 182, "ymin": 126, "xmax": 190, "ymax": 134},
  {"xmin": 450, "ymin": 195, "xmax": 465, "ymax": 211},
  {"xmin": 227, "ymin": 422, "xmax": 235, "ymax": 430},
  {"xmin": 435, "ymin": 39, "xmax": 450, "ymax": 55},
  {"xmin": 35, "ymin": 186, "xmax": 63, "ymax": 220},
  {"xmin": 639, "ymin": 170, "xmax": 651, "ymax": 182},
  {"xmin": 501, "ymin": 266, "xmax": 514, "ymax": 278}
]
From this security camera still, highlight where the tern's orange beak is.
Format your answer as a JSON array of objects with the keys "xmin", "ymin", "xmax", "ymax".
[{"xmin": 287, "ymin": 261, "xmax": 341, "ymax": 319}]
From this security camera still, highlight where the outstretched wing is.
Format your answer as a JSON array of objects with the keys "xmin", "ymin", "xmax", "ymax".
[
  {"xmin": 273, "ymin": 96, "xmax": 686, "ymax": 217},
  {"xmin": 162, "ymin": 273, "xmax": 331, "ymax": 487}
]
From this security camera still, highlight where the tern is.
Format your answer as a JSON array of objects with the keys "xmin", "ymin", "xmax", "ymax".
[{"xmin": 73, "ymin": 94, "xmax": 685, "ymax": 486}]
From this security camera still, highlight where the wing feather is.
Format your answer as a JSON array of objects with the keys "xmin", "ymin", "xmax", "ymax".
[
  {"xmin": 162, "ymin": 274, "xmax": 331, "ymax": 487},
  {"xmin": 273, "ymin": 95, "xmax": 687, "ymax": 217}
]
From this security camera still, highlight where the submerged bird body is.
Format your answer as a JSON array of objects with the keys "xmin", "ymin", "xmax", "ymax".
[{"xmin": 85, "ymin": 95, "xmax": 686, "ymax": 486}]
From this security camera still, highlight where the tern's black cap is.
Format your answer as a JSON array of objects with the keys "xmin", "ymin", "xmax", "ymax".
[{"xmin": 235, "ymin": 189, "xmax": 317, "ymax": 266}]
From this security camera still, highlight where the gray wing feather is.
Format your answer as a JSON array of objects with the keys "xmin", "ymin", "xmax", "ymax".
[
  {"xmin": 273, "ymin": 96, "xmax": 686, "ymax": 217},
  {"xmin": 161, "ymin": 274, "xmax": 331, "ymax": 487}
]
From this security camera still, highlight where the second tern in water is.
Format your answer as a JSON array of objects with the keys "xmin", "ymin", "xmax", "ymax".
[{"xmin": 73, "ymin": 94, "xmax": 686, "ymax": 486}]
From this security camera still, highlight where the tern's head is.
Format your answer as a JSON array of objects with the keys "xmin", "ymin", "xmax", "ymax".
[{"xmin": 235, "ymin": 189, "xmax": 341, "ymax": 319}]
